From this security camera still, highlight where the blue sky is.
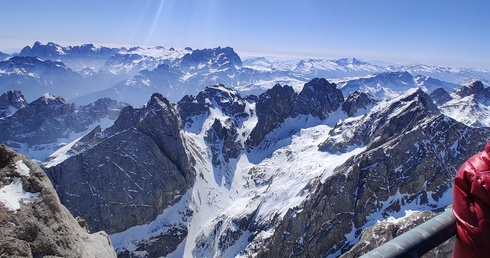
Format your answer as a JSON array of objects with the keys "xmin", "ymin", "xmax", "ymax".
[{"xmin": 1, "ymin": 0, "xmax": 489, "ymax": 69}]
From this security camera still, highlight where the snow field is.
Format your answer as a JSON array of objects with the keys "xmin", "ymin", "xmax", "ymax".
[{"xmin": 0, "ymin": 160, "xmax": 40, "ymax": 211}]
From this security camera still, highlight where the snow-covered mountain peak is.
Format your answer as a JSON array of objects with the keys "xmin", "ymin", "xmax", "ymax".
[
  {"xmin": 201, "ymin": 84, "xmax": 243, "ymax": 105},
  {"xmin": 320, "ymin": 87, "xmax": 439, "ymax": 154},
  {"xmin": 19, "ymin": 41, "xmax": 67, "ymax": 57},
  {"xmin": 181, "ymin": 47, "xmax": 243, "ymax": 69},
  {"xmin": 177, "ymin": 84, "xmax": 251, "ymax": 135},
  {"xmin": 0, "ymin": 90, "xmax": 28, "ymax": 118},
  {"xmin": 438, "ymin": 81, "xmax": 490, "ymax": 128},
  {"xmin": 5, "ymin": 41, "xmax": 490, "ymax": 257},
  {"xmin": 25, "ymin": 92, "xmax": 69, "ymax": 108},
  {"xmin": 454, "ymin": 80, "xmax": 485, "ymax": 97},
  {"xmin": 41, "ymin": 92, "xmax": 57, "ymax": 101},
  {"xmin": 335, "ymin": 57, "xmax": 369, "ymax": 67},
  {"xmin": 122, "ymin": 45, "xmax": 191, "ymax": 60},
  {"xmin": 146, "ymin": 92, "xmax": 173, "ymax": 113}
]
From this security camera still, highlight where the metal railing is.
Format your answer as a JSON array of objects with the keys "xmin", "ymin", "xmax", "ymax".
[{"xmin": 360, "ymin": 208, "xmax": 456, "ymax": 258}]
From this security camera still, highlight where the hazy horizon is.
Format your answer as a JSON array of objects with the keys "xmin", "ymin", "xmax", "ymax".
[{"xmin": 2, "ymin": 0, "xmax": 490, "ymax": 69}]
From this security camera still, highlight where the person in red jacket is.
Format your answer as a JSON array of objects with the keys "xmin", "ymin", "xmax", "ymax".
[{"xmin": 453, "ymin": 140, "xmax": 490, "ymax": 258}]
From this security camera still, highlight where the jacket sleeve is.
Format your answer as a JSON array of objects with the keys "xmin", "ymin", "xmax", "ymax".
[{"xmin": 452, "ymin": 148, "xmax": 490, "ymax": 258}]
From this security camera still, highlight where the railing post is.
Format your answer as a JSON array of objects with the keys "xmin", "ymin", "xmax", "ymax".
[{"xmin": 360, "ymin": 208, "xmax": 456, "ymax": 258}]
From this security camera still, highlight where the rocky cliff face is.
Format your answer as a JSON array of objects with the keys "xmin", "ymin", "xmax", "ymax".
[
  {"xmin": 247, "ymin": 78, "xmax": 344, "ymax": 147},
  {"xmin": 178, "ymin": 85, "xmax": 249, "ymax": 171},
  {"xmin": 430, "ymin": 87, "xmax": 453, "ymax": 106},
  {"xmin": 342, "ymin": 91, "xmax": 377, "ymax": 117},
  {"xmin": 9, "ymin": 75, "xmax": 489, "ymax": 257},
  {"xmin": 0, "ymin": 91, "xmax": 126, "ymax": 161},
  {"xmin": 0, "ymin": 144, "xmax": 116, "ymax": 257},
  {"xmin": 45, "ymin": 93, "xmax": 196, "ymax": 235},
  {"xmin": 255, "ymin": 89, "xmax": 490, "ymax": 257},
  {"xmin": 0, "ymin": 90, "xmax": 28, "ymax": 118},
  {"xmin": 438, "ymin": 80, "xmax": 490, "ymax": 128},
  {"xmin": 455, "ymin": 80, "xmax": 485, "ymax": 98},
  {"xmin": 292, "ymin": 78, "xmax": 344, "ymax": 119},
  {"xmin": 246, "ymin": 83, "xmax": 296, "ymax": 147},
  {"xmin": 319, "ymin": 88, "xmax": 439, "ymax": 153}
]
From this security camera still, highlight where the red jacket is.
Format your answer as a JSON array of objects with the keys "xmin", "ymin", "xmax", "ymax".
[{"xmin": 453, "ymin": 140, "xmax": 490, "ymax": 258}]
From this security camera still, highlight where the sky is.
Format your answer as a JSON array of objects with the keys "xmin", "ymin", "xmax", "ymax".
[{"xmin": 1, "ymin": 0, "xmax": 489, "ymax": 69}]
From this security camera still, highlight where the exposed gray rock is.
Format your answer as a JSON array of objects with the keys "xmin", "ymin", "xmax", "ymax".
[
  {"xmin": 454, "ymin": 80, "xmax": 484, "ymax": 97},
  {"xmin": 246, "ymin": 83, "xmax": 296, "ymax": 147},
  {"xmin": 247, "ymin": 78, "xmax": 345, "ymax": 147},
  {"xmin": 181, "ymin": 47, "xmax": 242, "ymax": 69},
  {"xmin": 320, "ymin": 89, "xmax": 439, "ymax": 153},
  {"xmin": 255, "ymin": 89, "xmax": 490, "ymax": 257},
  {"xmin": 292, "ymin": 78, "xmax": 344, "ymax": 119},
  {"xmin": 205, "ymin": 118, "xmax": 242, "ymax": 168},
  {"xmin": 0, "ymin": 90, "xmax": 28, "ymax": 118},
  {"xmin": 0, "ymin": 144, "xmax": 116, "ymax": 257},
  {"xmin": 0, "ymin": 92, "xmax": 126, "ymax": 161},
  {"xmin": 178, "ymin": 84, "xmax": 249, "ymax": 129},
  {"xmin": 45, "ymin": 93, "xmax": 196, "ymax": 235},
  {"xmin": 430, "ymin": 87, "xmax": 453, "ymax": 106},
  {"xmin": 342, "ymin": 91, "xmax": 377, "ymax": 117}
]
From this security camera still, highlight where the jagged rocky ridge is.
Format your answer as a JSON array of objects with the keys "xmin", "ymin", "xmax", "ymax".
[
  {"xmin": 0, "ymin": 90, "xmax": 28, "ymax": 118},
  {"xmin": 247, "ymin": 78, "xmax": 344, "ymax": 147},
  {"xmin": 5, "ymin": 41, "xmax": 490, "ymax": 108},
  {"xmin": 37, "ymin": 77, "xmax": 490, "ymax": 257},
  {"xmin": 0, "ymin": 90, "xmax": 127, "ymax": 161},
  {"xmin": 439, "ymin": 80, "xmax": 490, "ymax": 127},
  {"xmin": 255, "ymin": 88, "xmax": 490, "ymax": 257},
  {"xmin": 45, "ymin": 93, "xmax": 196, "ymax": 235},
  {"xmin": 0, "ymin": 144, "xmax": 116, "ymax": 257}
]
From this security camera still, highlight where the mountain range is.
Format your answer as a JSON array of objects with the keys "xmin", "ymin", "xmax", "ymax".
[
  {"xmin": 1, "ymin": 41, "xmax": 490, "ymax": 257},
  {"xmin": 2, "ymin": 41, "xmax": 489, "ymax": 106}
]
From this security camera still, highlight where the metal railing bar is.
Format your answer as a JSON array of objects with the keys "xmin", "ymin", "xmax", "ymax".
[{"xmin": 359, "ymin": 208, "xmax": 456, "ymax": 258}]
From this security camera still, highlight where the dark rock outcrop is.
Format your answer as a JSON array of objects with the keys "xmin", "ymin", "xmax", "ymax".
[
  {"xmin": 178, "ymin": 84, "xmax": 249, "ymax": 128},
  {"xmin": 178, "ymin": 85, "xmax": 249, "ymax": 187},
  {"xmin": 45, "ymin": 93, "xmax": 196, "ymax": 234},
  {"xmin": 256, "ymin": 89, "xmax": 490, "ymax": 257},
  {"xmin": 0, "ymin": 93, "xmax": 77, "ymax": 147},
  {"xmin": 0, "ymin": 144, "xmax": 116, "ymax": 257},
  {"xmin": 320, "ymin": 89, "xmax": 439, "ymax": 153},
  {"xmin": 0, "ymin": 92, "xmax": 126, "ymax": 161},
  {"xmin": 246, "ymin": 84, "xmax": 296, "ymax": 147},
  {"xmin": 292, "ymin": 78, "xmax": 344, "ymax": 119},
  {"xmin": 0, "ymin": 90, "xmax": 28, "ymax": 118},
  {"xmin": 205, "ymin": 118, "xmax": 242, "ymax": 167},
  {"xmin": 247, "ymin": 78, "xmax": 345, "ymax": 147},
  {"xmin": 455, "ymin": 80, "xmax": 485, "ymax": 98},
  {"xmin": 430, "ymin": 87, "xmax": 453, "ymax": 106},
  {"xmin": 342, "ymin": 91, "xmax": 377, "ymax": 116},
  {"xmin": 181, "ymin": 46, "xmax": 242, "ymax": 68}
]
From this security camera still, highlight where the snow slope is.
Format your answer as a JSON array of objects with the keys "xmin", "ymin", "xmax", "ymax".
[
  {"xmin": 110, "ymin": 96, "xmax": 366, "ymax": 257},
  {"xmin": 0, "ymin": 160, "xmax": 40, "ymax": 211}
]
